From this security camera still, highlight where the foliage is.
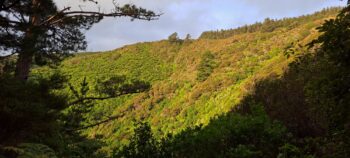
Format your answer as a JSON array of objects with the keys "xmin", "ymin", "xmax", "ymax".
[
  {"xmin": 114, "ymin": 104, "xmax": 289, "ymax": 158},
  {"xmin": 196, "ymin": 51, "xmax": 216, "ymax": 81},
  {"xmin": 15, "ymin": 143, "xmax": 57, "ymax": 158},
  {"xmin": 303, "ymin": 6, "xmax": 350, "ymax": 156},
  {"xmin": 42, "ymin": 8, "xmax": 342, "ymax": 153},
  {"xmin": 110, "ymin": 7, "xmax": 350, "ymax": 157},
  {"xmin": 235, "ymin": 6, "xmax": 350, "ymax": 157},
  {"xmin": 113, "ymin": 122, "xmax": 165, "ymax": 158},
  {"xmin": 64, "ymin": 76, "xmax": 150, "ymax": 130},
  {"xmin": 0, "ymin": 72, "xmax": 68, "ymax": 157},
  {"xmin": 200, "ymin": 7, "xmax": 341, "ymax": 39},
  {"xmin": 168, "ymin": 32, "xmax": 183, "ymax": 43},
  {"xmin": 0, "ymin": 66, "xmax": 149, "ymax": 157},
  {"xmin": 162, "ymin": 104, "xmax": 288, "ymax": 158},
  {"xmin": 2, "ymin": 6, "xmax": 348, "ymax": 157},
  {"xmin": 0, "ymin": 72, "xmax": 66, "ymax": 144}
]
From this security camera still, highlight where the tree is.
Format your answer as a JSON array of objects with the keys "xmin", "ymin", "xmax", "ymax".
[
  {"xmin": 168, "ymin": 32, "xmax": 180, "ymax": 43},
  {"xmin": 113, "ymin": 122, "xmax": 161, "ymax": 158},
  {"xmin": 306, "ymin": 5, "xmax": 350, "ymax": 134},
  {"xmin": 0, "ymin": 0, "xmax": 20, "ymax": 11},
  {"xmin": 0, "ymin": 72, "xmax": 151, "ymax": 156},
  {"xmin": 185, "ymin": 34, "xmax": 191, "ymax": 40},
  {"xmin": 197, "ymin": 51, "xmax": 216, "ymax": 81},
  {"xmin": 0, "ymin": 0, "xmax": 159, "ymax": 81}
]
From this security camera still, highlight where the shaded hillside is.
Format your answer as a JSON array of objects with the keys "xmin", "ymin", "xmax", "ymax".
[{"xmin": 32, "ymin": 7, "xmax": 342, "ymax": 154}]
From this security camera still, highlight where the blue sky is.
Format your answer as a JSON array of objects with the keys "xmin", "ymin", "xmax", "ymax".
[{"xmin": 56, "ymin": 0, "xmax": 347, "ymax": 51}]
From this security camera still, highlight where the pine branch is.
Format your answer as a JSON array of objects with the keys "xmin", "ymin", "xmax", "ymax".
[
  {"xmin": 40, "ymin": 5, "xmax": 161, "ymax": 26},
  {"xmin": 65, "ymin": 113, "xmax": 125, "ymax": 132},
  {"xmin": 67, "ymin": 90, "xmax": 143, "ymax": 106},
  {"xmin": 0, "ymin": 0, "xmax": 20, "ymax": 11},
  {"xmin": 68, "ymin": 96, "xmax": 116, "ymax": 106},
  {"xmin": 61, "ymin": 10, "xmax": 160, "ymax": 20}
]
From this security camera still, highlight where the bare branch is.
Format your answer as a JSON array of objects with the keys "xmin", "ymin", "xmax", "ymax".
[{"xmin": 39, "ymin": 7, "xmax": 71, "ymax": 26}]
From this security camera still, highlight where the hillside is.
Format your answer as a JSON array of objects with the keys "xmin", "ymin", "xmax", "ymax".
[
  {"xmin": 33, "ymin": 8, "xmax": 340, "ymax": 152},
  {"xmin": 26, "ymin": 7, "xmax": 349, "ymax": 157}
]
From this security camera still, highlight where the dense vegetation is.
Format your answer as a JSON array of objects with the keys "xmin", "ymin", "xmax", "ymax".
[
  {"xmin": 1, "ymin": 6, "xmax": 349, "ymax": 158},
  {"xmin": 200, "ymin": 7, "xmax": 340, "ymax": 40}
]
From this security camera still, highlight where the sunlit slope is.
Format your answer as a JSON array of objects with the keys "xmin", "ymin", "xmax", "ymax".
[{"xmin": 57, "ymin": 8, "xmax": 340, "ymax": 150}]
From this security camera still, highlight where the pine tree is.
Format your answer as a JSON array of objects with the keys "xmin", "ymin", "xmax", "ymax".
[
  {"xmin": 185, "ymin": 34, "xmax": 192, "ymax": 40},
  {"xmin": 168, "ymin": 32, "xmax": 180, "ymax": 43},
  {"xmin": 184, "ymin": 34, "xmax": 192, "ymax": 43}
]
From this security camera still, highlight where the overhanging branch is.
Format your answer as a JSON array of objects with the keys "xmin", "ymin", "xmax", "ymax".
[
  {"xmin": 39, "ymin": 7, "xmax": 71, "ymax": 26},
  {"xmin": 68, "ymin": 96, "xmax": 116, "ymax": 106},
  {"xmin": 65, "ymin": 113, "xmax": 126, "ymax": 132},
  {"xmin": 40, "ymin": 5, "xmax": 161, "ymax": 26},
  {"xmin": 68, "ymin": 90, "xmax": 143, "ymax": 106},
  {"xmin": 62, "ymin": 10, "xmax": 160, "ymax": 20}
]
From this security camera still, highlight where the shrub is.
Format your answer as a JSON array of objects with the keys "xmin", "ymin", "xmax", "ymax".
[{"xmin": 197, "ymin": 51, "xmax": 216, "ymax": 82}]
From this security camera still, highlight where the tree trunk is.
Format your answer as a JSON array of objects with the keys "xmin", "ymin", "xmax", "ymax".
[
  {"xmin": 15, "ymin": 53, "xmax": 33, "ymax": 80},
  {"xmin": 14, "ymin": 0, "xmax": 40, "ymax": 81}
]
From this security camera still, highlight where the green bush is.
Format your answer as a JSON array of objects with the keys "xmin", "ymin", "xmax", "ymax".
[{"xmin": 197, "ymin": 51, "xmax": 216, "ymax": 82}]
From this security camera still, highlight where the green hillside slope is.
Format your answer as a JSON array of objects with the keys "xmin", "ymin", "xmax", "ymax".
[{"xmin": 33, "ymin": 7, "xmax": 341, "ymax": 153}]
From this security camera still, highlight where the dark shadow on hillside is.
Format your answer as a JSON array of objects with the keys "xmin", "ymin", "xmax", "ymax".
[
  {"xmin": 116, "ymin": 50, "xmax": 350, "ymax": 157},
  {"xmin": 159, "ymin": 67, "xmax": 320, "ymax": 158},
  {"xmin": 115, "ymin": 70, "xmax": 315, "ymax": 158}
]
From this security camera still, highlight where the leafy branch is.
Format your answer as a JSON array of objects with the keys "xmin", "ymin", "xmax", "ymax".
[{"xmin": 65, "ymin": 76, "xmax": 150, "ymax": 131}]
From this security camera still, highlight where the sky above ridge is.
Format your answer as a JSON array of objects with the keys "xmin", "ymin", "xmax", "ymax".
[{"xmin": 55, "ymin": 0, "xmax": 347, "ymax": 52}]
